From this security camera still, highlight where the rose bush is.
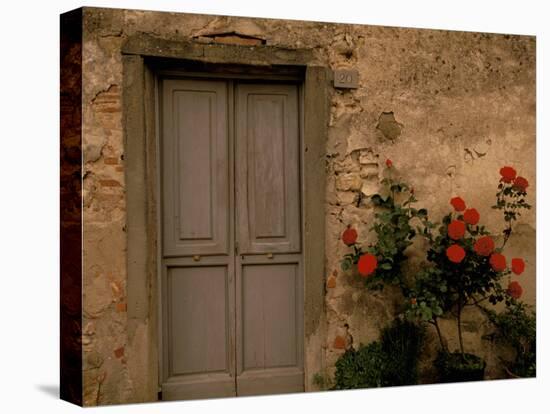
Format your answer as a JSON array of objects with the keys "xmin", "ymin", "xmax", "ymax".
[
  {"xmin": 340, "ymin": 160, "xmax": 431, "ymax": 291},
  {"xmin": 340, "ymin": 161, "xmax": 533, "ymax": 379}
]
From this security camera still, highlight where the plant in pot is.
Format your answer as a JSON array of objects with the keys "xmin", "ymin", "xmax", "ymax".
[
  {"xmin": 340, "ymin": 162, "xmax": 532, "ymax": 383},
  {"xmin": 483, "ymin": 299, "xmax": 536, "ymax": 378}
]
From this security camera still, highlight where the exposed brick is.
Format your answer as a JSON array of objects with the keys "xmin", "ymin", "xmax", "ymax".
[
  {"xmin": 94, "ymin": 193, "xmax": 123, "ymax": 205},
  {"xmin": 332, "ymin": 269, "xmax": 338, "ymax": 277},
  {"xmin": 99, "ymin": 179, "xmax": 121, "ymax": 187},
  {"xmin": 116, "ymin": 302, "xmax": 127, "ymax": 312},
  {"xmin": 114, "ymin": 346, "xmax": 124, "ymax": 359},
  {"xmin": 327, "ymin": 276, "xmax": 336, "ymax": 289},
  {"xmin": 213, "ymin": 35, "xmax": 263, "ymax": 46},
  {"xmin": 333, "ymin": 335, "xmax": 346, "ymax": 350},
  {"xmin": 103, "ymin": 157, "xmax": 119, "ymax": 165},
  {"xmin": 96, "ymin": 106, "xmax": 121, "ymax": 113}
]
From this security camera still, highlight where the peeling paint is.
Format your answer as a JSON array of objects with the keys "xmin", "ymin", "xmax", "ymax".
[{"xmin": 376, "ymin": 111, "xmax": 403, "ymax": 141}]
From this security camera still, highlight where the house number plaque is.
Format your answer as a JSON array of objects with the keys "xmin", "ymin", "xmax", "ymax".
[{"xmin": 334, "ymin": 69, "xmax": 359, "ymax": 89}]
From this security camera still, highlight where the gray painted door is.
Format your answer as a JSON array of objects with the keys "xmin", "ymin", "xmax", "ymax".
[
  {"xmin": 234, "ymin": 83, "xmax": 304, "ymax": 396},
  {"xmin": 160, "ymin": 78, "xmax": 303, "ymax": 400}
]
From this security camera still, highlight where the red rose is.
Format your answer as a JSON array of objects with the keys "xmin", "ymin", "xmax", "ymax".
[
  {"xmin": 507, "ymin": 281, "xmax": 523, "ymax": 299},
  {"xmin": 513, "ymin": 176, "xmax": 529, "ymax": 192},
  {"xmin": 489, "ymin": 253, "xmax": 506, "ymax": 272},
  {"xmin": 342, "ymin": 226, "xmax": 358, "ymax": 246},
  {"xmin": 410, "ymin": 298, "xmax": 417, "ymax": 305},
  {"xmin": 448, "ymin": 220, "xmax": 466, "ymax": 240},
  {"xmin": 474, "ymin": 236, "xmax": 495, "ymax": 257},
  {"xmin": 358, "ymin": 254, "xmax": 378, "ymax": 277},
  {"xmin": 511, "ymin": 258, "xmax": 525, "ymax": 275},
  {"xmin": 450, "ymin": 196, "xmax": 466, "ymax": 212},
  {"xmin": 446, "ymin": 244, "xmax": 466, "ymax": 263},
  {"xmin": 463, "ymin": 208, "xmax": 480, "ymax": 225},
  {"xmin": 386, "ymin": 159, "xmax": 393, "ymax": 168},
  {"xmin": 500, "ymin": 166, "xmax": 517, "ymax": 183}
]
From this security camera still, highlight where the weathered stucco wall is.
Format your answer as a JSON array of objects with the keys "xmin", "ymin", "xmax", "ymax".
[{"xmin": 79, "ymin": 7, "xmax": 535, "ymax": 405}]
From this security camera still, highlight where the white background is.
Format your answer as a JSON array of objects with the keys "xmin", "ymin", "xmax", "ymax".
[{"xmin": 0, "ymin": 0, "xmax": 548, "ymax": 412}]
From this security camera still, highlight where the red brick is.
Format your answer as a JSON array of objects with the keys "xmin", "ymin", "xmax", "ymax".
[
  {"xmin": 103, "ymin": 157, "xmax": 119, "ymax": 165},
  {"xmin": 96, "ymin": 106, "xmax": 121, "ymax": 113},
  {"xmin": 99, "ymin": 179, "xmax": 121, "ymax": 187},
  {"xmin": 333, "ymin": 335, "xmax": 346, "ymax": 350},
  {"xmin": 116, "ymin": 302, "xmax": 127, "ymax": 312},
  {"xmin": 114, "ymin": 346, "xmax": 124, "ymax": 359},
  {"xmin": 327, "ymin": 276, "xmax": 336, "ymax": 289}
]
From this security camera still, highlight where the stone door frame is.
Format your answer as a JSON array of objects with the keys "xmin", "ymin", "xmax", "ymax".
[{"xmin": 121, "ymin": 33, "xmax": 329, "ymax": 398}]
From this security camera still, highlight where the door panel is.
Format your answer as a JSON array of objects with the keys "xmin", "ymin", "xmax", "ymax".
[
  {"xmin": 162, "ymin": 79, "xmax": 229, "ymax": 257},
  {"xmin": 235, "ymin": 83, "xmax": 301, "ymax": 254},
  {"xmin": 161, "ymin": 263, "xmax": 236, "ymax": 400},
  {"xmin": 235, "ymin": 255, "xmax": 304, "ymax": 395},
  {"xmin": 241, "ymin": 263, "xmax": 298, "ymax": 370},
  {"xmin": 168, "ymin": 265, "xmax": 230, "ymax": 376}
]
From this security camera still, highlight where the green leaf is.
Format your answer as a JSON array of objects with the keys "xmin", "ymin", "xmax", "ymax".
[
  {"xmin": 380, "ymin": 263, "xmax": 392, "ymax": 270},
  {"xmin": 421, "ymin": 307, "xmax": 433, "ymax": 321},
  {"xmin": 417, "ymin": 208, "xmax": 428, "ymax": 218},
  {"xmin": 341, "ymin": 259, "xmax": 351, "ymax": 271}
]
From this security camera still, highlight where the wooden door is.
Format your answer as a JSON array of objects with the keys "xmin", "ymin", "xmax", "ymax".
[
  {"xmin": 234, "ymin": 83, "xmax": 304, "ymax": 395},
  {"xmin": 160, "ymin": 79, "xmax": 235, "ymax": 400},
  {"xmin": 160, "ymin": 78, "xmax": 303, "ymax": 400}
]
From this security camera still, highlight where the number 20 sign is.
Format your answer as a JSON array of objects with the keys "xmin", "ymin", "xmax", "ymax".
[{"xmin": 333, "ymin": 69, "xmax": 359, "ymax": 89}]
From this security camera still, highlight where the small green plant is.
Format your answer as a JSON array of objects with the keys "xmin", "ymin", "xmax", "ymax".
[
  {"xmin": 485, "ymin": 300, "xmax": 536, "ymax": 377},
  {"xmin": 332, "ymin": 319, "xmax": 424, "ymax": 389},
  {"xmin": 332, "ymin": 342, "xmax": 386, "ymax": 390},
  {"xmin": 312, "ymin": 372, "xmax": 333, "ymax": 390}
]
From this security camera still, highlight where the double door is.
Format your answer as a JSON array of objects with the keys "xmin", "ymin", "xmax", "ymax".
[{"xmin": 159, "ymin": 77, "xmax": 304, "ymax": 400}]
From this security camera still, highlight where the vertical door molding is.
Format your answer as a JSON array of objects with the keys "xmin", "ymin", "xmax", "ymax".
[
  {"xmin": 301, "ymin": 66, "xmax": 330, "ymax": 390},
  {"xmin": 303, "ymin": 66, "xmax": 329, "ymax": 340},
  {"xmin": 122, "ymin": 53, "xmax": 160, "ymax": 402},
  {"xmin": 123, "ymin": 54, "xmax": 149, "ymax": 320}
]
